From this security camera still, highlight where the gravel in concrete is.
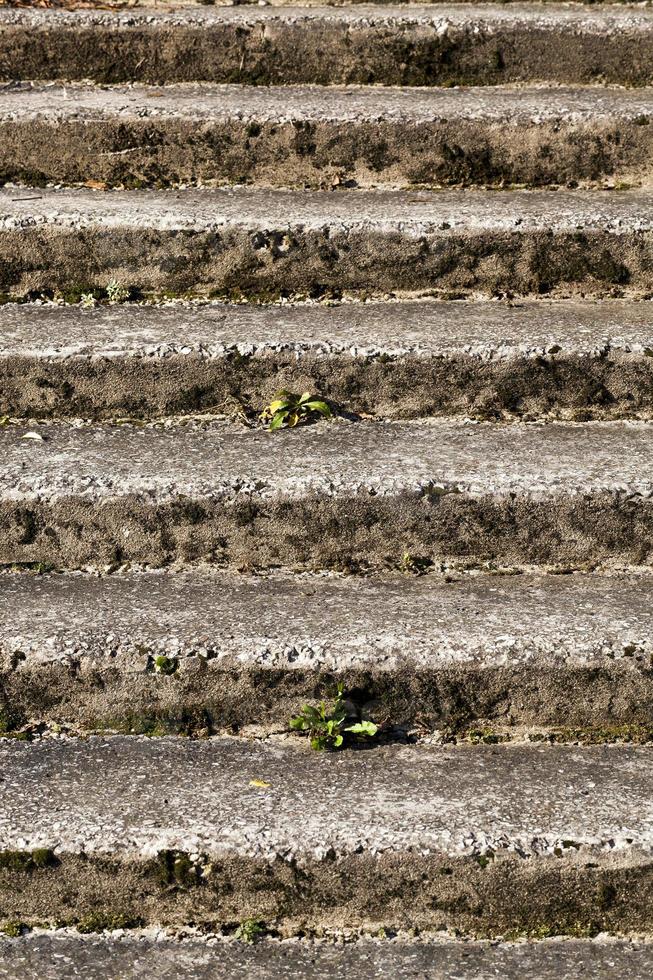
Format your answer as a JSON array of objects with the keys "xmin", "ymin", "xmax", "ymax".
[
  {"xmin": 4, "ymin": 299, "xmax": 653, "ymax": 420},
  {"xmin": 1, "ymin": 737, "xmax": 653, "ymax": 933},
  {"xmin": 1, "ymin": 5, "xmax": 653, "ymax": 86},
  {"xmin": 2, "ymin": 568, "xmax": 653, "ymax": 733},
  {"xmin": 4, "ymin": 82, "xmax": 653, "ymax": 188},
  {"xmin": 0, "ymin": 186, "xmax": 652, "ymax": 298},
  {"xmin": 2, "ymin": 419, "xmax": 653, "ymax": 570},
  {"xmin": 2, "ymin": 934, "xmax": 653, "ymax": 980}
]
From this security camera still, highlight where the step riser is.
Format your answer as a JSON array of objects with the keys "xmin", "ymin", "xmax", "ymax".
[
  {"xmin": 4, "ymin": 660, "xmax": 653, "ymax": 737},
  {"xmin": 6, "ymin": 351, "xmax": 653, "ymax": 421},
  {"xmin": 3, "ymin": 493, "xmax": 653, "ymax": 571},
  {"xmin": 5, "ymin": 116, "xmax": 653, "ymax": 190},
  {"xmin": 2, "ymin": 850, "xmax": 652, "ymax": 937},
  {"xmin": 1, "ymin": 17, "xmax": 652, "ymax": 87},
  {"xmin": 0, "ymin": 226, "xmax": 648, "ymax": 300}
]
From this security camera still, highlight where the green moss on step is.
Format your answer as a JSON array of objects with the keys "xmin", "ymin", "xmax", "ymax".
[
  {"xmin": 0, "ymin": 849, "xmax": 58, "ymax": 872},
  {"xmin": 76, "ymin": 912, "xmax": 144, "ymax": 933},
  {"xmin": 154, "ymin": 850, "xmax": 201, "ymax": 888}
]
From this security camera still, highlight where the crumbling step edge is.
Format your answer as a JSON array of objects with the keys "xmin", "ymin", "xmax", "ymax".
[
  {"xmin": 1, "ymin": 187, "xmax": 653, "ymax": 300},
  {"xmin": 2, "ymin": 569, "xmax": 653, "ymax": 735},
  {"xmin": 5, "ymin": 83, "xmax": 653, "ymax": 189},
  {"xmin": 2, "ymin": 419, "xmax": 653, "ymax": 571},
  {"xmin": 1, "ymin": 738, "xmax": 653, "ymax": 935},
  {"xmin": 4, "ymin": 299, "xmax": 653, "ymax": 420}
]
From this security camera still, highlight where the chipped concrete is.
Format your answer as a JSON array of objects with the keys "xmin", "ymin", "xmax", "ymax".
[
  {"xmin": 2, "ymin": 934, "xmax": 653, "ymax": 980},
  {"xmin": 2, "ymin": 568, "xmax": 653, "ymax": 733},
  {"xmin": 1, "ymin": 5, "xmax": 653, "ymax": 86},
  {"xmin": 4, "ymin": 82, "xmax": 653, "ymax": 189},
  {"xmin": 3, "ymin": 419, "xmax": 653, "ymax": 571},
  {"xmin": 0, "ymin": 187, "xmax": 652, "ymax": 298},
  {"xmin": 4, "ymin": 299, "xmax": 653, "ymax": 420},
  {"xmin": 1, "ymin": 738, "xmax": 653, "ymax": 933}
]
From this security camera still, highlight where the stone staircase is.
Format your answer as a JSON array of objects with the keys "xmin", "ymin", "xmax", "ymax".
[{"xmin": 1, "ymin": 1, "xmax": 653, "ymax": 976}]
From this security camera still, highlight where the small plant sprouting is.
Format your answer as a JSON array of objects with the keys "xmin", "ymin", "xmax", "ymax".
[
  {"xmin": 153, "ymin": 655, "xmax": 178, "ymax": 676},
  {"xmin": 400, "ymin": 553, "xmax": 434, "ymax": 575},
  {"xmin": 234, "ymin": 918, "xmax": 266, "ymax": 943},
  {"xmin": 80, "ymin": 293, "xmax": 96, "ymax": 309},
  {"xmin": 290, "ymin": 683, "xmax": 378, "ymax": 751},
  {"xmin": 259, "ymin": 390, "xmax": 331, "ymax": 431},
  {"xmin": 106, "ymin": 279, "xmax": 130, "ymax": 303}
]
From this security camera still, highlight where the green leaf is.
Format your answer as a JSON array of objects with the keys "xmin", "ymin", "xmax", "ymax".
[
  {"xmin": 268, "ymin": 398, "xmax": 290, "ymax": 413},
  {"xmin": 289, "ymin": 716, "xmax": 308, "ymax": 731},
  {"xmin": 331, "ymin": 705, "xmax": 347, "ymax": 725},
  {"xmin": 345, "ymin": 721, "xmax": 378, "ymax": 737},
  {"xmin": 310, "ymin": 736, "xmax": 327, "ymax": 751},
  {"xmin": 332, "ymin": 734, "xmax": 344, "ymax": 748},
  {"xmin": 303, "ymin": 706, "xmax": 323, "ymax": 725},
  {"xmin": 269, "ymin": 411, "xmax": 288, "ymax": 431},
  {"xmin": 304, "ymin": 400, "xmax": 332, "ymax": 417}
]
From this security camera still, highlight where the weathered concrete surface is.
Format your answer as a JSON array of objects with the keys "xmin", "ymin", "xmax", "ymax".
[
  {"xmin": 0, "ymin": 186, "xmax": 652, "ymax": 299},
  {"xmin": 4, "ymin": 299, "xmax": 653, "ymax": 420},
  {"xmin": 5, "ymin": 82, "xmax": 653, "ymax": 189},
  {"xmin": 1, "ymin": 738, "xmax": 653, "ymax": 933},
  {"xmin": 2, "ymin": 569, "xmax": 653, "ymax": 734},
  {"xmin": 2, "ymin": 935, "xmax": 653, "ymax": 980},
  {"xmin": 1, "ymin": 5, "xmax": 653, "ymax": 86},
  {"xmin": 3, "ymin": 419, "xmax": 653, "ymax": 571}
]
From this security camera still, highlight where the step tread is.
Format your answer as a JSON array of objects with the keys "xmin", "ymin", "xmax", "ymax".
[
  {"xmin": 7, "ymin": 81, "xmax": 653, "ymax": 123},
  {"xmin": 3, "ymin": 186, "xmax": 653, "ymax": 232},
  {"xmin": 3, "ymin": 420, "xmax": 652, "ymax": 501},
  {"xmin": 1, "ymin": 934, "xmax": 653, "ymax": 980},
  {"xmin": 3, "ymin": 300, "xmax": 653, "ymax": 358},
  {"xmin": 2, "ymin": 4, "xmax": 651, "ymax": 28},
  {"xmin": 4, "ymin": 568, "xmax": 651, "ymax": 669},
  {"xmin": 1, "ymin": 736, "xmax": 651, "ymax": 857}
]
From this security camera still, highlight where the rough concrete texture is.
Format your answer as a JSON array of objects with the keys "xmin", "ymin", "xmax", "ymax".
[
  {"xmin": 1, "ymin": 737, "xmax": 653, "ymax": 934},
  {"xmin": 2, "ymin": 935, "xmax": 653, "ymax": 980},
  {"xmin": 2, "ymin": 568, "xmax": 653, "ymax": 734},
  {"xmin": 5, "ymin": 298, "xmax": 653, "ymax": 420},
  {"xmin": 3, "ymin": 419, "xmax": 653, "ymax": 571},
  {"xmin": 5, "ymin": 82, "xmax": 653, "ymax": 189},
  {"xmin": 1, "ymin": 5, "xmax": 653, "ymax": 86},
  {"xmin": 0, "ymin": 186, "xmax": 653, "ymax": 299}
]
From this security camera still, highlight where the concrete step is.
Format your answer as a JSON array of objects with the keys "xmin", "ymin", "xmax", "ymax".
[
  {"xmin": 1, "ymin": 186, "xmax": 653, "ymax": 301},
  {"xmin": 1, "ymin": 736, "xmax": 653, "ymax": 934},
  {"xmin": 2, "ymin": 567, "xmax": 653, "ymax": 736},
  {"xmin": 4, "ymin": 298, "xmax": 653, "ymax": 421},
  {"xmin": 2, "ymin": 5, "xmax": 653, "ymax": 87},
  {"xmin": 2, "ymin": 419, "xmax": 653, "ymax": 571},
  {"xmin": 5, "ymin": 82, "xmax": 653, "ymax": 190},
  {"xmin": 2, "ymin": 935, "xmax": 653, "ymax": 980}
]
